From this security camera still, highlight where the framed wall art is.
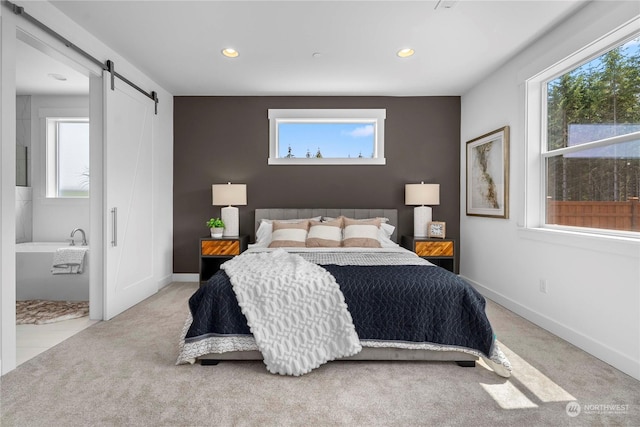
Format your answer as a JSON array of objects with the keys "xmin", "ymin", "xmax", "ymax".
[{"xmin": 466, "ymin": 126, "xmax": 509, "ymax": 219}]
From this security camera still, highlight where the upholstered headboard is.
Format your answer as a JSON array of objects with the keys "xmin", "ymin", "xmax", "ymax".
[{"xmin": 254, "ymin": 208, "xmax": 399, "ymax": 242}]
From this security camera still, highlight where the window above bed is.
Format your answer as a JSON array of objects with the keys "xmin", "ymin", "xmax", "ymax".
[{"xmin": 268, "ymin": 109, "xmax": 386, "ymax": 165}]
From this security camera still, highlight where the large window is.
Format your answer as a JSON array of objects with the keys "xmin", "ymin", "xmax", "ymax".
[
  {"xmin": 539, "ymin": 32, "xmax": 640, "ymax": 234},
  {"xmin": 268, "ymin": 109, "xmax": 386, "ymax": 165},
  {"xmin": 45, "ymin": 117, "xmax": 90, "ymax": 198}
]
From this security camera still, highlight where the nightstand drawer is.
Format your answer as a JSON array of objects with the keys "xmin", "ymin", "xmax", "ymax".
[
  {"xmin": 201, "ymin": 240, "xmax": 240, "ymax": 256},
  {"xmin": 199, "ymin": 235, "xmax": 249, "ymax": 286},
  {"xmin": 401, "ymin": 236, "xmax": 457, "ymax": 273},
  {"xmin": 414, "ymin": 241, "xmax": 454, "ymax": 257}
]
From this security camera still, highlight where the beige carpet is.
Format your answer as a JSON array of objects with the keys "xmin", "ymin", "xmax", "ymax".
[
  {"xmin": 1, "ymin": 282, "xmax": 638, "ymax": 426},
  {"xmin": 15, "ymin": 300, "xmax": 89, "ymax": 325}
]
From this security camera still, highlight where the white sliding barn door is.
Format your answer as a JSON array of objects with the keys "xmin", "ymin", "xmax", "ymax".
[{"xmin": 103, "ymin": 74, "xmax": 156, "ymax": 320}]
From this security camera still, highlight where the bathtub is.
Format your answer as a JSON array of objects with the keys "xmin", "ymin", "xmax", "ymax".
[{"xmin": 16, "ymin": 242, "xmax": 90, "ymax": 301}]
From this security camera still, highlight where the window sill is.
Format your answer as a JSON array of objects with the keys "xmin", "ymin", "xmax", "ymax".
[
  {"xmin": 38, "ymin": 197, "xmax": 90, "ymax": 207},
  {"xmin": 518, "ymin": 226, "xmax": 639, "ymax": 258}
]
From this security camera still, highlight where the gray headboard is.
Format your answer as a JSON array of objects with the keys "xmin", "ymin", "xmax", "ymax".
[{"xmin": 254, "ymin": 208, "xmax": 399, "ymax": 242}]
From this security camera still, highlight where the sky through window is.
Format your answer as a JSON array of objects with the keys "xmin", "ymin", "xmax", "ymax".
[{"xmin": 278, "ymin": 122, "xmax": 376, "ymax": 158}]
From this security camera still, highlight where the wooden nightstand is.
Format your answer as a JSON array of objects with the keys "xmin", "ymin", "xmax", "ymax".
[
  {"xmin": 401, "ymin": 236, "xmax": 457, "ymax": 273},
  {"xmin": 199, "ymin": 235, "xmax": 249, "ymax": 285}
]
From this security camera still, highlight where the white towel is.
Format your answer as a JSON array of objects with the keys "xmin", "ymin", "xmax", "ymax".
[{"xmin": 51, "ymin": 247, "xmax": 87, "ymax": 275}]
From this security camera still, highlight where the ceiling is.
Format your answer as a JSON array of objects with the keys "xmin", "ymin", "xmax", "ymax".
[
  {"xmin": 20, "ymin": 1, "xmax": 587, "ymax": 96},
  {"xmin": 16, "ymin": 36, "xmax": 89, "ymax": 96}
]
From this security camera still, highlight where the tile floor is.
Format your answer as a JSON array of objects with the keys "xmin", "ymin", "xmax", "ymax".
[{"xmin": 16, "ymin": 317, "xmax": 99, "ymax": 366}]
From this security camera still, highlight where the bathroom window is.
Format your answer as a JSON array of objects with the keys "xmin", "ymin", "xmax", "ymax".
[
  {"xmin": 268, "ymin": 109, "xmax": 386, "ymax": 165},
  {"xmin": 45, "ymin": 117, "xmax": 90, "ymax": 198}
]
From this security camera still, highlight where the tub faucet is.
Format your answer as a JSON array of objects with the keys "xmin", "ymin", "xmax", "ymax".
[{"xmin": 70, "ymin": 228, "xmax": 88, "ymax": 246}]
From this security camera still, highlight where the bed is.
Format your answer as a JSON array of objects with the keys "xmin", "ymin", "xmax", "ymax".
[{"xmin": 177, "ymin": 209, "xmax": 511, "ymax": 377}]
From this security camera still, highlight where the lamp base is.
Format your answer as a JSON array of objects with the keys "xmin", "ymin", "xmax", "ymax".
[
  {"xmin": 413, "ymin": 205, "xmax": 432, "ymax": 238},
  {"xmin": 221, "ymin": 206, "xmax": 239, "ymax": 236}
]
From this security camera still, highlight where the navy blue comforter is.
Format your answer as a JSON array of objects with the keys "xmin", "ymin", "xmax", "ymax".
[{"xmin": 186, "ymin": 263, "xmax": 494, "ymax": 357}]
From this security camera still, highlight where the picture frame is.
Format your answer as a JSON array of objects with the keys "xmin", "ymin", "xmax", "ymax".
[
  {"xmin": 427, "ymin": 221, "xmax": 446, "ymax": 239},
  {"xmin": 466, "ymin": 126, "xmax": 509, "ymax": 219}
]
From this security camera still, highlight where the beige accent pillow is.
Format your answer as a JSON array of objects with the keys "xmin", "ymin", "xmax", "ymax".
[
  {"xmin": 255, "ymin": 217, "xmax": 321, "ymax": 247},
  {"xmin": 306, "ymin": 218, "xmax": 343, "ymax": 247},
  {"xmin": 268, "ymin": 220, "xmax": 309, "ymax": 248},
  {"xmin": 342, "ymin": 217, "xmax": 382, "ymax": 248}
]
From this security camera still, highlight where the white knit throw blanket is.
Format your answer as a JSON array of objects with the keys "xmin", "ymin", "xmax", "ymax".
[{"xmin": 221, "ymin": 249, "xmax": 362, "ymax": 376}]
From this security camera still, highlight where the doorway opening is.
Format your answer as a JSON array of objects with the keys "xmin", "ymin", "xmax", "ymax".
[{"xmin": 14, "ymin": 31, "xmax": 100, "ymax": 366}]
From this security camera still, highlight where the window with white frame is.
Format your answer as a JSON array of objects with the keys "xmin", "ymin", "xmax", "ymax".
[
  {"xmin": 45, "ymin": 117, "xmax": 90, "ymax": 198},
  {"xmin": 528, "ymin": 27, "xmax": 640, "ymax": 235},
  {"xmin": 268, "ymin": 109, "xmax": 386, "ymax": 165}
]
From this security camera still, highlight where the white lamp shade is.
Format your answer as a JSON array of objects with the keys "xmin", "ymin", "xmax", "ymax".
[
  {"xmin": 212, "ymin": 183, "xmax": 247, "ymax": 206},
  {"xmin": 405, "ymin": 183, "xmax": 440, "ymax": 206}
]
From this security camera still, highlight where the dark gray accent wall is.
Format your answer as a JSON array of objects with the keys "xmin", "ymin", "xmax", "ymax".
[{"xmin": 173, "ymin": 96, "xmax": 460, "ymax": 273}]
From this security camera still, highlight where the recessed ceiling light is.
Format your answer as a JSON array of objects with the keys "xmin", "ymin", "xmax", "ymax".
[
  {"xmin": 397, "ymin": 48, "xmax": 415, "ymax": 58},
  {"xmin": 221, "ymin": 48, "xmax": 239, "ymax": 58},
  {"xmin": 48, "ymin": 73, "xmax": 67, "ymax": 81}
]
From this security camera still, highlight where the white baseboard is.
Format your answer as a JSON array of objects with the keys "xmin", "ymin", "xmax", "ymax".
[
  {"xmin": 158, "ymin": 274, "xmax": 174, "ymax": 289},
  {"xmin": 172, "ymin": 273, "xmax": 198, "ymax": 283},
  {"xmin": 463, "ymin": 275, "xmax": 640, "ymax": 381}
]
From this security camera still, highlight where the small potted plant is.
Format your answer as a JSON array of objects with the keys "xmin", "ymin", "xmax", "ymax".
[{"xmin": 206, "ymin": 218, "xmax": 225, "ymax": 238}]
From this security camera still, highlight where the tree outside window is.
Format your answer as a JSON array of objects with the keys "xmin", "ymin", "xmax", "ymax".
[{"xmin": 545, "ymin": 35, "xmax": 640, "ymax": 232}]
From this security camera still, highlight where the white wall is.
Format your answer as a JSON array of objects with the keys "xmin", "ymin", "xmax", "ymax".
[
  {"xmin": 0, "ymin": 5, "xmax": 19, "ymax": 375},
  {"xmin": 460, "ymin": 1, "xmax": 640, "ymax": 381},
  {"xmin": 30, "ymin": 95, "xmax": 90, "ymax": 243},
  {"xmin": 154, "ymin": 94, "xmax": 174, "ymax": 289},
  {"xmin": 1, "ymin": 0, "xmax": 174, "ymax": 374}
]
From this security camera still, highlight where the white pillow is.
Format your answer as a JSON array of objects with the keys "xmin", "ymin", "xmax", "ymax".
[{"xmin": 379, "ymin": 222, "xmax": 398, "ymax": 248}]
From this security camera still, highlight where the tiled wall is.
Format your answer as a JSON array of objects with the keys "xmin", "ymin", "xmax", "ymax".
[
  {"xmin": 16, "ymin": 187, "xmax": 33, "ymax": 243},
  {"xmin": 16, "ymin": 96, "xmax": 31, "ymax": 186},
  {"xmin": 16, "ymin": 95, "xmax": 32, "ymax": 243}
]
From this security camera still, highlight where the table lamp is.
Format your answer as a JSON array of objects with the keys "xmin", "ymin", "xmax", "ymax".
[
  {"xmin": 212, "ymin": 182, "xmax": 247, "ymax": 237},
  {"xmin": 405, "ymin": 182, "xmax": 440, "ymax": 237}
]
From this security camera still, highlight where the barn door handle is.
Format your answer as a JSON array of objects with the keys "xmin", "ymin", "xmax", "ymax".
[{"xmin": 111, "ymin": 207, "xmax": 118, "ymax": 247}]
